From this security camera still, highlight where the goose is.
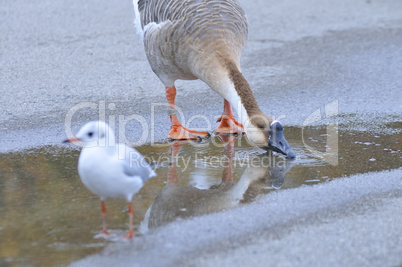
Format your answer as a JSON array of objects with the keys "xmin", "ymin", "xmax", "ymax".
[
  {"xmin": 64, "ymin": 121, "xmax": 156, "ymax": 238},
  {"xmin": 133, "ymin": 0, "xmax": 295, "ymax": 158}
]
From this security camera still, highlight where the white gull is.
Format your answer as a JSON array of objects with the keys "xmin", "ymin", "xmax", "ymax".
[{"xmin": 64, "ymin": 121, "xmax": 156, "ymax": 238}]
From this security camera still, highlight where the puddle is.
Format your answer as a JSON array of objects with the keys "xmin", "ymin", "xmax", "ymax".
[{"xmin": 0, "ymin": 126, "xmax": 400, "ymax": 266}]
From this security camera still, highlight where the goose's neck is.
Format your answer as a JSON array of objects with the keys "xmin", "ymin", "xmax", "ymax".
[{"xmin": 224, "ymin": 61, "xmax": 263, "ymax": 126}]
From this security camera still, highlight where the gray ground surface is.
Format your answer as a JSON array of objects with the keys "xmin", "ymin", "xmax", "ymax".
[
  {"xmin": 70, "ymin": 169, "xmax": 402, "ymax": 267},
  {"xmin": 1, "ymin": 0, "xmax": 401, "ymax": 152},
  {"xmin": 1, "ymin": 0, "xmax": 401, "ymax": 266}
]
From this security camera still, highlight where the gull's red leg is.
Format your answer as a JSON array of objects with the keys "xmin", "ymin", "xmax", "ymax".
[
  {"xmin": 123, "ymin": 202, "xmax": 134, "ymax": 239},
  {"xmin": 94, "ymin": 201, "xmax": 110, "ymax": 238}
]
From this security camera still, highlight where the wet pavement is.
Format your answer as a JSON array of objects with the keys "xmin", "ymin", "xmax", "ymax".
[
  {"xmin": 0, "ymin": 126, "xmax": 400, "ymax": 265},
  {"xmin": 0, "ymin": 0, "xmax": 401, "ymax": 266}
]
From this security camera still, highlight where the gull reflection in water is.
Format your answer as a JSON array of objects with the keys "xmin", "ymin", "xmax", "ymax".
[{"xmin": 141, "ymin": 135, "xmax": 294, "ymax": 232}]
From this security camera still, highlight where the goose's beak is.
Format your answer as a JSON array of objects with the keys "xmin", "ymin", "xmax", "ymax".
[
  {"xmin": 63, "ymin": 137, "xmax": 80, "ymax": 143},
  {"xmin": 268, "ymin": 121, "xmax": 296, "ymax": 159}
]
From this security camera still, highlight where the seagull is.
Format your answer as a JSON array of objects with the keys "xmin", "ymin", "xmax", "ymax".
[{"xmin": 64, "ymin": 121, "xmax": 156, "ymax": 238}]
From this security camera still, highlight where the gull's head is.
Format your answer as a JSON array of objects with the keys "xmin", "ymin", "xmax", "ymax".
[
  {"xmin": 245, "ymin": 115, "xmax": 296, "ymax": 159},
  {"xmin": 64, "ymin": 121, "xmax": 115, "ymax": 147}
]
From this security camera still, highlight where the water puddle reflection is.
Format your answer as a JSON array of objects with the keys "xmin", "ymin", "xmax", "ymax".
[
  {"xmin": 0, "ymin": 126, "xmax": 400, "ymax": 265},
  {"xmin": 141, "ymin": 135, "xmax": 293, "ymax": 231}
]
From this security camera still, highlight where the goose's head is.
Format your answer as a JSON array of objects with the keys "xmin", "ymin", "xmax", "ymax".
[
  {"xmin": 64, "ymin": 121, "xmax": 115, "ymax": 147},
  {"xmin": 245, "ymin": 115, "xmax": 296, "ymax": 158}
]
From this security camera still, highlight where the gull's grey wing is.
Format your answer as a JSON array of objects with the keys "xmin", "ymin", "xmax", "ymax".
[{"xmin": 120, "ymin": 144, "xmax": 156, "ymax": 183}]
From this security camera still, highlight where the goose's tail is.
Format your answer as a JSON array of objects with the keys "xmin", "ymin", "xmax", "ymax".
[{"xmin": 132, "ymin": 0, "xmax": 144, "ymax": 39}]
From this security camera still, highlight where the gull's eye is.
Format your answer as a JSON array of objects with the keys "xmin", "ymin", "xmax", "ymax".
[{"xmin": 88, "ymin": 132, "xmax": 94, "ymax": 137}]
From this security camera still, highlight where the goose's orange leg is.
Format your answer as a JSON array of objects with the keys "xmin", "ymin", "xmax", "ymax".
[
  {"xmin": 166, "ymin": 86, "xmax": 210, "ymax": 140},
  {"xmin": 215, "ymin": 100, "xmax": 245, "ymax": 135}
]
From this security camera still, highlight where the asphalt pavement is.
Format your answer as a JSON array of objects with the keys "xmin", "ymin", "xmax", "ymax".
[
  {"xmin": 1, "ymin": 0, "xmax": 401, "ymax": 266},
  {"xmin": 70, "ymin": 169, "xmax": 402, "ymax": 267},
  {"xmin": 1, "ymin": 0, "xmax": 401, "ymax": 151}
]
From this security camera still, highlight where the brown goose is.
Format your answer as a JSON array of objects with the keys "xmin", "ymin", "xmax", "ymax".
[{"xmin": 133, "ymin": 0, "xmax": 295, "ymax": 158}]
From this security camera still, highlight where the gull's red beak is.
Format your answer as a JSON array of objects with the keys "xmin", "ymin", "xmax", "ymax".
[{"xmin": 63, "ymin": 137, "xmax": 81, "ymax": 143}]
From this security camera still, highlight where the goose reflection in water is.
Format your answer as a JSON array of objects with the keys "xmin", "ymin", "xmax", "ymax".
[{"xmin": 141, "ymin": 135, "xmax": 294, "ymax": 232}]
